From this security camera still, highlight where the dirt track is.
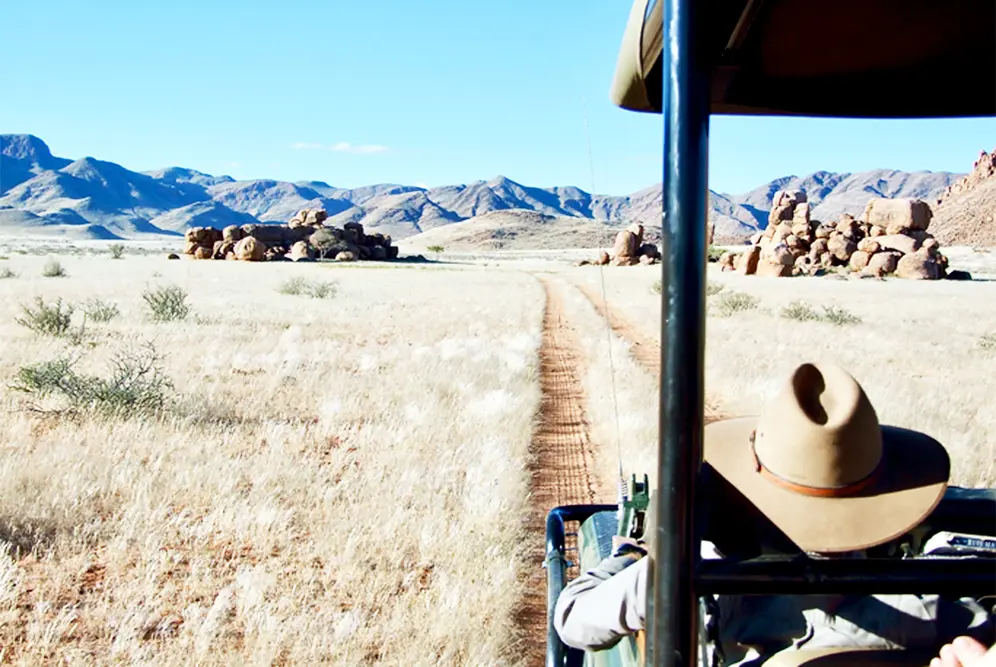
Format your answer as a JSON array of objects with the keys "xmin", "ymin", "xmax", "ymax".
[
  {"xmin": 572, "ymin": 279, "xmax": 723, "ymax": 423},
  {"xmin": 515, "ymin": 274, "xmax": 723, "ymax": 665},
  {"xmin": 516, "ymin": 277, "xmax": 608, "ymax": 667}
]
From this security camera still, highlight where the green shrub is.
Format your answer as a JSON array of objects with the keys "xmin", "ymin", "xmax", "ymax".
[
  {"xmin": 278, "ymin": 277, "xmax": 306, "ymax": 296},
  {"xmin": 651, "ymin": 280, "xmax": 661, "ymax": 295},
  {"xmin": 713, "ymin": 291, "xmax": 759, "ymax": 317},
  {"xmin": 427, "ymin": 245, "xmax": 445, "ymax": 254},
  {"xmin": 0, "ymin": 267, "xmax": 17, "ymax": 279},
  {"xmin": 82, "ymin": 298, "xmax": 120, "ymax": 323},
  {"xmin": 780, "ymin": 301, "xmax": 821, "ymax": 322},
  {"xmin": 41, "ymin": 259, "xmax": 67, "ymax": 278},
  {"xmin": 109, "ymin": 243, "xmax": 125, "ymax": 259},
  {"xmin": 11, "ymin": 343, "xmax": 173, "ymax": 417},
  {"xmin": 277, "ymin": 276, "xmax": 338, "ymax": 299},
  {"xmin": 979, "ymin": 333, "xmax": 996, "ymax": 350},
  {"xmin": 305, "ymin": 279, "xmax": 338, "ymax": 299},
  {"xmin": 707, "ymin": 246, "xmax": 725, "ymax": 263},
  {"xmin": 143, "ymin": 285, "xmax": 190, "ymax": 322},
  {"xmin": 15, "ymin": 297, "xmax": 76, "ymax": 336},
  {"xmin": 780, "ymin": 300, "xmax": 861, "ymax": 326},
  {"xmin": 820, "ymin": 305, "xmax": 862, "ymax": 326}
]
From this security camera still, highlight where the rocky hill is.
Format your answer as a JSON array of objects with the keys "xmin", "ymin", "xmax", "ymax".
[
  {"xmin": 930, "ymin": 148, "xmax": 996, "ymax": 247},
  {"xmin": 0, "ymin": 134, "xmax": 964, "ymax": 245}
]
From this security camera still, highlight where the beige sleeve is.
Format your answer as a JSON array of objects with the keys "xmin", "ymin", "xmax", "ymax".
[{"xmin": 553, "ymin": 554, "xmax": 648, "ymax": 651}]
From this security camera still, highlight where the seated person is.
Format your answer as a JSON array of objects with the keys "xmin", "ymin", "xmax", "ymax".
[{"xmin": 554, "ymin": 362, "xmax": 994, "ymax": 665}]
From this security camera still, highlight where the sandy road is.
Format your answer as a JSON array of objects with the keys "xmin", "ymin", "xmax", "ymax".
[
  {"xmin": 515, "ymin": 276, "xmax": 610, "ymax": 667},
  {"xmin": 514, "ymin": 273, "xmax": 723, "ymax": 666}
]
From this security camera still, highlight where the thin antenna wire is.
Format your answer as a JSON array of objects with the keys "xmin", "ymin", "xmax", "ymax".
[{"xmin": 582, "ymin": 96, "xmax": 627, "ymax": 506}]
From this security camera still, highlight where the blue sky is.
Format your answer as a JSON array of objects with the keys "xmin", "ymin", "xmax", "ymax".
[{"xmin": 2, "ymin": 1, "xmax": 993, "ymax": 195}]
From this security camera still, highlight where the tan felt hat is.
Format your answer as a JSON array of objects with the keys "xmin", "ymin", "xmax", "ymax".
[{"xmin": 704, "ymin": 362, "xmax": 950, "ymax": 553}]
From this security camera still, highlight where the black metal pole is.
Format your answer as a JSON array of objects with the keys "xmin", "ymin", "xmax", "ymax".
[
  {"xmin": 647, "ymin": 0, "xmax": 711, "ymax": 663},
  {"xmin": 545, "ymin": 504, "xmax": 617, "ymax": 667},
  {"xmin": 546, "ymin": 509, "xmax": 569, "ymax": 667}
]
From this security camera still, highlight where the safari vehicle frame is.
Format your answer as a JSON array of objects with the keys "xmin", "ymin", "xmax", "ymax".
[{"xmin": 545, "ymin": 0, "xmax": 996, "ymax": 666}]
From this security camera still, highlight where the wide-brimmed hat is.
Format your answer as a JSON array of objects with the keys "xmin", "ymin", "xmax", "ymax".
[{"xmin": 704, "ymin": 362, "xmax": 950, "ymax": 553}]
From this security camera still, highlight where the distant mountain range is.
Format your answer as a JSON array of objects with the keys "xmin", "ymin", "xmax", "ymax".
[{"xmin": 0, "ymin": 134, "xmax": 963, "ymax": 244}]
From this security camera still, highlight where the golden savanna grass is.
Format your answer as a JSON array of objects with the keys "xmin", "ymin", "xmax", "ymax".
[
  {"xmin": 0, "ymin": 254, "xmax": 544, "ymax": 666},
  {"xmin": 566, "ymin": 255, "xmax": 996, "ymax": 487},
  {"xmin": 1, "ymin": 243, "xmax": 994, "ymax": 665}
]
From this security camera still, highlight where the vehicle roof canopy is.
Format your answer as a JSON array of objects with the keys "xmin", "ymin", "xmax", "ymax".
[{"xmin": 611, "ymin": 0, "xmax": 996, "ymax": 118}]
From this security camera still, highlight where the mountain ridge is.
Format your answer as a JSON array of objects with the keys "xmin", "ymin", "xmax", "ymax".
[{"xmin": 0, "ymin": 134, "xmax": 964, "ymax": 244}]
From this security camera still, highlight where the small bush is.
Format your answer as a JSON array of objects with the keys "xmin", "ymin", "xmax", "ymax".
[
  {"xmin": 651, "ymin": 280, "xmax": 661, "ymax": 295},
  {"xmin": 278, "ymin": 277, "xmax": 307, "ymax": 296},
  {"xmin": 41, "ymin": 259, "xmax": 66, "ymax": 278},
  {"xmin": 781, "ymin": 301, "xmax": 821, "ymax": 322},
  {"xmin": 713, "ymin": 291, "xmax": 759, "ymax": 317},
  {"xmin": 780, "ymin": 301, "xmax": 861, "ymax": 326},
  {"xmin": 15, "ymin": 297, "xmax": 76, "ymax": 336},
  {"xmin": 82, "ymin": 298, "xmax": 120, "ymax": 323},
  {"xmin": 427, "ymin": 245, "xmax": 445, "ymax": 253},
  {"xmin": 143, "ymin": 285, "xmax": 190, "ymax": 322},
  {"xmin": 109, "ymin": 244, "xmax": 125, "ymax": 259},
  {"xmin": 820, "ymin": 305, "xmax": 862, "ymax": 326},
  {"xmin": 707, "ymin": 246, "xmax": 725, "ymax": 263},
  {"xmin": 305, "ymin": 280, "xmax": 338, "ymax": 299},
  {"xmin": 0, "ymin": 267, "xmax": 18, "ymax": 279},
  {"xmin": 10, "ymin": 342, "xmax": 173, "ymax": 417},
  {"xmin": 277, "ymin": 277, "xmax": 338, "ymax": 299},
  {"xmin": 979, "ymin": 333, "xmax": 996, "ymax": 350}
]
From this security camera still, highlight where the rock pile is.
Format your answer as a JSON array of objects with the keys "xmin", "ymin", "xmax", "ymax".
[
  {"xmin": 181, "ymin": 209, "xmax": 399, "ymax": 262},
  {"xmin": 718, "ymin": 192, "xmax": 952, "ymax": 280},
  {"xmin": 578, "ymin": 223, "xmax": 662, "ymax": 266}
]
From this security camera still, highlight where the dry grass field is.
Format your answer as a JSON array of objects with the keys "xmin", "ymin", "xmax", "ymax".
[
  {"xmin": 566, "ymin": 250, "xmax": 996, "ymax": 488},
  {"xmin": 0, "ymin": 241, "xmax": 993, "ymax": 665},
  {"xmin": 0, "ymin": 252, "xmax": 545, "ymax": 665}
]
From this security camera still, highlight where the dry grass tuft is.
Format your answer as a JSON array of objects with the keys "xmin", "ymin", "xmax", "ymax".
[
  {"xmin": 712, "ymin": 290, "xmax": 759, "ymax": 317},
  {"xmin": 277, "ymin": 276, "xmax": 339, "ymax": 299}
]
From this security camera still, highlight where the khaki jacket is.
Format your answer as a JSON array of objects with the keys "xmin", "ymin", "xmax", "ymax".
[{"xmin": 553, "ymin": 543, "xmax": 994, "ymax": 666}]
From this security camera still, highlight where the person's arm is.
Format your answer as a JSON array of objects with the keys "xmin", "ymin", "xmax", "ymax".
[{"xmin": 553, "ymin": 544, "xmax": 648, "ymax": 651}]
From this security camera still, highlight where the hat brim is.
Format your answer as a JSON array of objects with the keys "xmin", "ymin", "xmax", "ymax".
[{"xmin": 704, "ymin": 417, "xmax": 950, "ymax": 553}]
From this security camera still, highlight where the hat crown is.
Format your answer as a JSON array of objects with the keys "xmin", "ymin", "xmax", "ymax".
[{"xmin": 753, "ymin": 363, "xmax": 882, "ymax": 491}]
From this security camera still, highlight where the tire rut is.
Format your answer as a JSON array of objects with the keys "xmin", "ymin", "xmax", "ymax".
[
  {"xmin": 572, "ymin": 279, "xmax": 723, "ymax": 424},
  {"xmin": 515, "ymin": 276, "xmax": 607, "ymax": 667}
]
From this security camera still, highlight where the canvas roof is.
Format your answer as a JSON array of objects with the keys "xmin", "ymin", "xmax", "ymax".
[{"xmin": 610, "ymin": 0, "xmax": 996, "ymax": 118}]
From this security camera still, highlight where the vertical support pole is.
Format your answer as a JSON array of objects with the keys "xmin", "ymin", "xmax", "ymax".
[
  {"xmin": 646, "ymin": 0, "xmax": 710, "ymax": 664},
  {"xmin": 546, "ymin": 510, "xmax": 568, "ymax": 667}
]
